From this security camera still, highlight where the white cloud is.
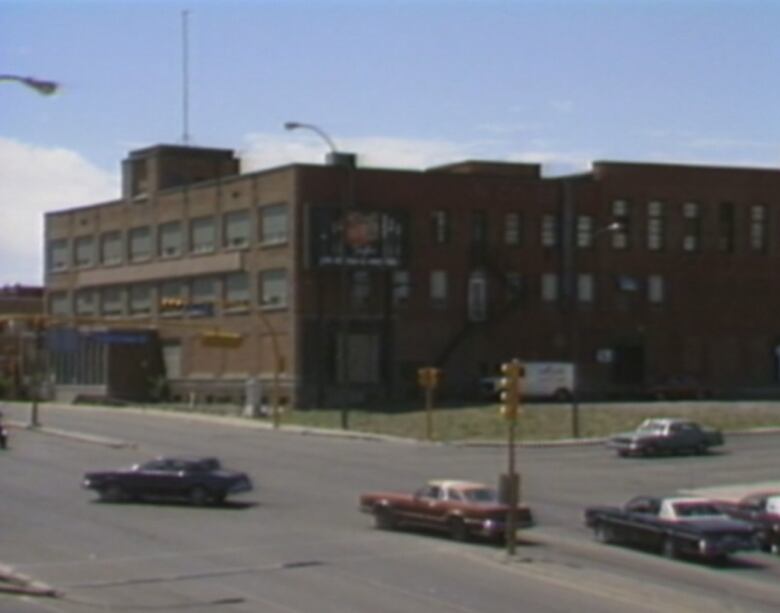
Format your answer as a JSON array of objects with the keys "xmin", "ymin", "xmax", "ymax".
[{"xmin": 0, "ymin": 138, "xmax": 118, "ymax": 286}]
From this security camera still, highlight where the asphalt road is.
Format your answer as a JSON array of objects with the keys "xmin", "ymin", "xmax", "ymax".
[{"xmin": 1, "ymin": 403, "xmax": 779, "ymax": 612}]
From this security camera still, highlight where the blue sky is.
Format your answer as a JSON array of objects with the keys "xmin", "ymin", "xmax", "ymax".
[{"xmin": 2, "ymin": 0, "xmax": 780, "ymax": 285}]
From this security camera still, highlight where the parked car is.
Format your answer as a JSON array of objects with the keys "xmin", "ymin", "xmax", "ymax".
[
  {"xmin": 607, "ymin": 418, "xmax": 723, "ymax": 457},
  {"xmin": 359, "ymin": 479, "xmax": 533, "ymax": 542},
  {"xmin": 718, "ymin": 491, "xmax": 780, "ymax": 554},
  {"xmin": 585, "ymin": 495, "xmax": 761, "ymax": 562},
  {"xmin": 83, "ymin": 456, "xmax": 252, "ymax": 505}
]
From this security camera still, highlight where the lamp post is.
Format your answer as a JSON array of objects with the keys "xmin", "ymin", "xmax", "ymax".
[
  {"xmin": 562, "ymin": 179, "xmax": 621, "ymax": 438},
  {"xmin": 0, "ymin": 74, "xmax": 59, "ymax": 95},
  {"xmin": 284, "ymin": 121, "xmax": 352, "ymax": 428}
]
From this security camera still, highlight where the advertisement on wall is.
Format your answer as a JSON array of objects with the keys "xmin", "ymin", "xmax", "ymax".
[{"xmin": 307, "ymin": 206, "xmax": 408, "ymax": 268}]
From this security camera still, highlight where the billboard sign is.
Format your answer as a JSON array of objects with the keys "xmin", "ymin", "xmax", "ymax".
[{"xmin": 308, "ymin": 206, "xmax": 407, "ymax": 268}]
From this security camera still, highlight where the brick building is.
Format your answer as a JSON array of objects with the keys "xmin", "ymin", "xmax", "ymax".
[{"xmin": 43, "ymin": 144, "xmax": 780, "ymax": 407}]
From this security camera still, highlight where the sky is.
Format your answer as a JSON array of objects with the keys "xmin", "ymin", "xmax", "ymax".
[{"xmin": 2, "ymin": 0, "xmax": 780, "ymax": 286}]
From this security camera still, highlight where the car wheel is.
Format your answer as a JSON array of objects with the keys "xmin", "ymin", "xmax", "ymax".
[
  {"xmin": 189, "ymin": 486, "xmax": 209, "ymax": 506},
  {"xmin": 594, "ymin": 523, "xmax": 615, "ymax": 544},
  {"xmin": 449, "ymin": 517, "xmax": 469, "ymax": 542},
  {"xmin": 661, "ymin": 537, "xmax": 677, "ymax": 559},
  {"xmin": 100, "ymin": 484, "xmax": 125, "ymax": 503},
  {"xmin": 373, "ymin": 507, "xmax": 397, "ymax": 530}
]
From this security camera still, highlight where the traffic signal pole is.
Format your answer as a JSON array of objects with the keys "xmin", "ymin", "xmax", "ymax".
[{"xmin": 499, "ymin": 359, "xmax": 523, "ymax": 556}]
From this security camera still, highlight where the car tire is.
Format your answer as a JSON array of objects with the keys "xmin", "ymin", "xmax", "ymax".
[
  {"xmin": 449, "ymin": 517, "xmax": 469, "ymax": 542},
  {"xmin": 100, "ymin": 483, "xmax": 125, "ymax": 503},
  {"xmin": 594, "ymin": 523, "xmax": 615, "ymax": 544},
  {"xmin": 189, "ymin": 486, "xmax": 209, "ymax": 506},
  {"xmin": 373, "ymin": 507, "xmax": 397, "ymax": 530},
  {"xmin": 661, "ymin": 537, "xmax": 677, "ymax": 559}
]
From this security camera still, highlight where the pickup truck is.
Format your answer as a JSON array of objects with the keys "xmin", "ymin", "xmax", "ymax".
[
  {"xmin": 607, "ymin": 418, "xmax": 723, "ymax": 457},
  {"xmin": 585, "ymin": 495, "xmax": 761, "ymax": 561}
]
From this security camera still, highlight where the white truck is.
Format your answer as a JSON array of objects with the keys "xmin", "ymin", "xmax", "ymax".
[{"xmin": 480, "ymin": 361, "xmax": 574, "ymax": 401}]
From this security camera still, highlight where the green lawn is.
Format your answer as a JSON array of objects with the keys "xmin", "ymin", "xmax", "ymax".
[{"xmin": 280, "ymin": 401, "xmax": 780, "ymax": 442}]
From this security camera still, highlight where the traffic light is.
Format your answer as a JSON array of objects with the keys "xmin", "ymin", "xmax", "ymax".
[{"xmin": 499, "ymin": 360, "xmax": 523, "ymax": 421}]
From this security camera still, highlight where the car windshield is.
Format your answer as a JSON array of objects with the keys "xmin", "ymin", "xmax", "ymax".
[
  {"xmin": 461, "ymin": 487, "xmax": 499, "ymax": 504},
  {"xmin": 637, "ymin": 420, "xmax": 666, "ymax": 434}
]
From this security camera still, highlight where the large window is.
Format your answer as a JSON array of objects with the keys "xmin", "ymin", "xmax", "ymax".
[
  {"xmin": 259, "ymin": 204, "xmax": 288, "ymax": 245},
  {"xmin": 577, "ymin": 273, "xmax": 594, "ymax": 303},
  {"xmin": 101, "ymin": 287, "xmax": 124, "ymax": 317},
  {"xmin": 682, "ymin": 202, "xmax": 701, "ymax": 252},
  {"xmin": 128, "ymin": 226, "xmax": 152, "ymax": 262},
  {"xmin": 750, "ymin": 205, "xmax": 768, "ymax": 253},
  {"xmin": 647, "ymin": 201, "xmax": 665, "ymax": 251},
  {"xmin": 74, "ymin": 236, "xmax": 95, "ymax": 268},
  {"xmin": 259, "ymin": 269, "xmax": 288, "ymax": 308},
  {"xmin": 576, "ymin": 215, "xmax": 594, "ymax": 248},
  {"xmin": 159, "ymin": 221, "xmax": 182, "ymax": 258},
  {"xmin": 75, "ymin": 289, "xmax": 97, "ymax": 316},
  {"xmin": 100, "ymin": 231, "xmax": 122, "ymax": 265},
  {"xmin": 224, "ymin": 272, "xmax": 250, "ymax": 313},
  {"xmin": 224, "ymin": 210, "xmax": 250, "ymax": 249},
  {"xmin": 49, "ymin": 292, "xmax": 70, "ymax": 316},
  {"xmin": 718, "ymin": 202, "xmax": 735, "ymax": 253},
  {"xmin": 48, "ymin": 239, "xmax": 69, "ymax": 272},
  {"xmin": 431, "ymin": 210, "xmax": 450, "ymax": 244},
  {"xmin": 648, "ymin": 274, "xmax": 665, "ymax": 303},
  {"xmin": 430, "ymin": 270, "xmax": 448, "ymax": 308},
  {"xmin": 541, "ymin": 273, "xmax": 558, "ymax": 302},
  {"xmin": 129, "ymin": 285, "xmax": 152, "ymax": 316},
  {"xmin": 392, "ymin": 270, "xmax": 411, "ymax": 307},
  {"xmin": 467, "ymin": 270, "xmax": 487, "ymax": 322},
  {"xmin": 190, "ymin": 216, "xmax": 216, "ymax": 254},
  {"xmin": 159, "ymin": 280, "xmax": 185, "ymax": 316},
  {"xmin": 504, "ymin": 212, "xmax": 522, "ymax": 246},
  {"xmin": 611, "ymin": 200, "xmax": 630, "ymax": 250},
  {"xmin": 190, "ymin": 277, "xmax": 217, "ymax": 316},
  {"xmin": 541, "ymin": 214, "xmax": 557, "ymax": 247}
]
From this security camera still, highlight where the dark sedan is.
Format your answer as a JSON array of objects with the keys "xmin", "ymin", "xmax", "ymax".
[{"xmin": 83, "ymin": 456, "xmax": 252, "ymax": 505}]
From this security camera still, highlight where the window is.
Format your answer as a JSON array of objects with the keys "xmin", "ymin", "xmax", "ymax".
[
  {"xmin": 259, "ymin": 204, "xmax": 288, "ymax": 245},
  {"xmin": 49, "ymin": 292, "xmax": 70, "ymax": 316},
  {"xmin": 431, "ymin": 210, "xmax": 450, "ymax": 244},
  {"xmin": 682, "ymin": 202, "xmax": 701, "ymax": 252},
  {"xmin": 190, "ymin": 277, "xmax": 216, "ymax": 316},
  {"xmin": 467, "ymin": 271, "xmax": 487, "ymax": 322},
  {"xmin": 224, "ymin": 272, "xmax": 250, "ymax": 313},
  {"xmin": 159, "ymin": 280, "xmax": 185, "ymax": 316},
  {"xmin": 351, "ymin": 270, "xmax": 371, "ymax": 309},
  {"xmin": 541, "ymin": 214, "xmax": 557, "ymax": 247},
  {"xmin": 101, "ymin": 287, "xmax": 124, "ymax": 317},
  {"xmin": 647, "ymin": 201, "xmax": 665, "ymax": 251},
  {"xmin": 100, "ymin": 231, "xmax": 122, "ymax": 265},
  {"xmin": 576, "ymin": 215, "xmax": 594, "ymax": 248},
  {"xmin": 471, "ymin": 210, "xmax": 487, "ymax": 245},
  {"xmin": 750, "ymin": 205, "xmax": 768, "ymax": 253},
  {"xmin": 75, "ymin": 289, "xmax": 96, "ymax": 316},
  {"xmin": 159, "ymin": 221, "xmax": 182, "ymax": 258},
  {"xmin": 648, "ymin": 274, "xmax": 664, "ymax": 303},
  {"xmin": 541, "ymin": 273, "xmax": 558, "ymax": 302},
  {"xmin": 577, "ymin": 273, "xmax": 594, "ymax": 303},
  {"xmin": 430, "ymin": 270, "xmax": 448, "ymax": 308},
  {"xmin": 74, "ymin": 236, "xmax": 95, "ymax": 268},
  {"xmin": 717, "ymin": 202, "xmax": 735, "ymax": 253},
  {"xmin": 48, "ymin": 239, "xmax": 69, "ymax": 272},
  {"xmin": 505, "ymin": 272, "xmax": 523, "ymax": 305},
  {"xmin": 224, "ymin": 210, "xmax": 250, "ymax": 249},
  {"xmin": 259, "ymin": 269, "xmax": 288, "ymax": 308},
  {"xmin": 129, "ymin": 285, "xmax": 152, "ymax": 316},
  {"xmin": 128, "ymin": 226, "xmax": 152, "ymax": 262},
  {"xmin": 190, "ymin": 216, "xmax": 216, "ymax": 254},
  {"xmin": 504, "ymin": 212, "xmax": 522, "ymax": 246},
  {"xmin": 611, "ymin": 200, "xmax": 630, "ymax": 250},
  {"xmin": 392, "ymin": 270, "xmax": 410, "ymax": 307}
]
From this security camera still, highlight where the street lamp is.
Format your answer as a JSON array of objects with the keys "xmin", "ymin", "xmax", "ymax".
[
  {"xmin": 284, "ymin": 121, "xmax": 353, "ymax": 428},
  {"xmin": 0, "ymin": 74, "xmax": 59, "ymax": 96}
]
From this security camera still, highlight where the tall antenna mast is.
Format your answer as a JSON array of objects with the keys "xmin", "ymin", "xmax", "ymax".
[{"xmin": 181, "ymin": 9, "xmax": 191, "ymax": 145}]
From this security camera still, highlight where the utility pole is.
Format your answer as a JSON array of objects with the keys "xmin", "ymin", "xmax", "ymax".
[{"xmin": 499, "ymin": 359, "xmax": 523, "ymax": 555}]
